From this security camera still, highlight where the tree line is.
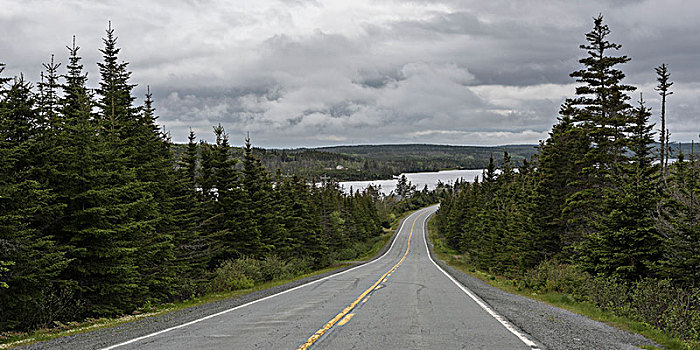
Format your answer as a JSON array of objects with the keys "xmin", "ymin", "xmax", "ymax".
[
  {"xmin": 0, "ymin": 26, "xmax": 387, "ymax": 332},
  {"xmin": 435, "ymin": 15, "xmax": 698, "ymax": 343}
]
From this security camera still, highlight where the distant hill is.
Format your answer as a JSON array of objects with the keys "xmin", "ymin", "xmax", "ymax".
[
  {"xmin": 172, "ymin": 143, "xmax": 539, "ymax": 181},
  {"xmin": 314, "ymin": 144, "xmax": 538, "ymax": 166}
]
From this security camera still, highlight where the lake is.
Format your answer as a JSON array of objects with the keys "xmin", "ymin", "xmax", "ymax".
[{"xmin": 338, "ymin": 169, "xmax": 485, "ymax": 195}]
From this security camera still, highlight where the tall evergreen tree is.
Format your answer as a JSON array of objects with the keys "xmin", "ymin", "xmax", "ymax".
[
  {"xmin": 658, "ymin": 149, "xmax": 700, "ymax": 286},
  {"xmin": 534, "ymin": 104, "xmax": 590, "ymax": 255},
  {"xmin": 243, "ymin": 135, "xmax": 282, "ymax": 253},
  {"xmin": 65, "ymin": 24, "xmax": 168, "ymax": 314},
  {"xmin": 96, "ymin": 22, "xmax": 139, "ymax": 139},
  {"xmin": 577, "ymin": 96, "xmax": 661, "ymax": 280},
  {"xmin": 564, "ymin": 14, "xmax": 636, "ymax": 250},
  {"xmin": 37, "ymin": 55, "xmax": 61, "ymax": 131},
  {"xmin": 167, "ymin": 130, "xmax": 211, "ymax": 297},
  {"xmin": 0, "ymin": 76, "xmax": 68, "ymax": 330},
  {"xmin": 569, "ymin": 14, "xmax": 635, "ymax": 168},
  {"xmin": 655, "ymin": 63, "xmax": 673, "ymax": 175},
  {"xmin": 277, "ymin": 176, "xmax": 326, "ymax": 264}
]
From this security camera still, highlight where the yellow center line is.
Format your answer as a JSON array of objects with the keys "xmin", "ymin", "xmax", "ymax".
[
  {"xmin": 296, "ymin": 213, "xmax": 421, "ymax": 350},
  {"xmin": 337, "ymin": 313, "xmax": 354, "ymax": 326}
]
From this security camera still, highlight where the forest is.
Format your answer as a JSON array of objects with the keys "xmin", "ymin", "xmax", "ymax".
[
  {"xmin": 0, "ymin": 27, "xmax": 434, "ymax": 333},
  {"xmin": 435, "ymin": 15, "xmax": 699, "ymax": 345}
]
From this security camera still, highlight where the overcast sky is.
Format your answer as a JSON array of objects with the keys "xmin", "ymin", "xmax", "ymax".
[{"xmin": 2, "ymin": 0, "xmax": 699, "ymax": 147}]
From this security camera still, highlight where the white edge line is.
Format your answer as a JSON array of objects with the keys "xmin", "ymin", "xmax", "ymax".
[
  {"xmin": 100, "ymin": 209, "xmax": 417, "ymax": 350},
  {"xmin": 420, "ymin": 208, "xmax": 541, "ymax": 350}
]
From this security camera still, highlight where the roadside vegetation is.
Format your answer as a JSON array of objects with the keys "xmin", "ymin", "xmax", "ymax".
[{"xmin": 434, "ymin": 15, "xmax": 698, "ymax": 349}]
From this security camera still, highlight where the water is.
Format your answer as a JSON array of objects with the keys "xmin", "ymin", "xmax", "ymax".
[{"xmin": 338, "ymin": 169, "xmax": 484, "ymax": 195}]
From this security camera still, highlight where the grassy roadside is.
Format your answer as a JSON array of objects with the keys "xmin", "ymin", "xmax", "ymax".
[
  {"xmin": 426, "ymin": 217, "xmax": 693, "ymax": 350},
  {"xmin": 0, "ymin": 212, "xmax": 418, "ymax": 349}
]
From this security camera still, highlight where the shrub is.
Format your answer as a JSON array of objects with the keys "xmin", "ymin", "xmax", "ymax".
[
  {"xmin": 234, "ymin": 257, "xmax": 263, "ymax": 283},
  {"xmin": 210, "ymin": 260, "xmax": 254, "ymax": 292},
  {"xmin": 285, "ymin": 257, "xmax": 313, "ymax": 276},
  {"xmin": 521, "ymin": 260, "xmax": 591, "ymax": 298},
  {"xmin": 259, "ymin": 254, "xmax": 287, "ymax": 281},
  {"xmin": 630, "ymin": 278, "xmax": 675, "ymax": 330},
  {"xmin": 589, "ymin": 275, "xmax": 633, "ymax": 317}
]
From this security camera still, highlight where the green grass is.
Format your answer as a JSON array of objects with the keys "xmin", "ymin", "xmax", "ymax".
[{"xmin": 426, "ymin": 217, "xmax": 695, "ymax": 350}]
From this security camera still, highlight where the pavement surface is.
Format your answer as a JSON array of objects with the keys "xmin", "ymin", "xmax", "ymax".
[{"xmin": 22, "ymin": 205, "xmax": 657, "ymax": 349}]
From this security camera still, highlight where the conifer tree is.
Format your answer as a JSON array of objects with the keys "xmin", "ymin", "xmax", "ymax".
[
  {"xmin": 655, "ymin": 63, "xmax": 673, "ymax": 175},
  {"xmin": 564, "ymin": 14, "xmax": 636, "ymax": 250},
  {"xmin": 277, "ymin": 176, "xmax": 326, "ymax": 264},
  {"xmin": 243, "ymin": 135, "xmax": 282, "ymax": 253},
  {"xmin": 68, "ymin": 24, "xmax": 167, "ymax": 314},
  {"xmin": 577, "ymin": 96, "xmax": 661, "ymax": 279},
  {"xmin": 132, "ymin": 87, "xmax": 175, "ymax": 302},
  {"xmin": 569, "ymin": 14, "xmax": 635, "ymax": 168},
  {"xmin": 96, "ymin": 22, "xmax": 139, "ymax": 139},
  {"xmin": 533, "ymin": 104, "xmax": 590, "ymax": 256},
  {"xmin": 658, "ymin": 148, "xmax": 700, "ymax": 286},
  {"xmin": 167, "ymin": 130, "xmax": 211, "ymax": 297},
  {"xmin": 37, "ymin": 55, "xmax": 61, "ymax": 131},
  {"xmin": 183, "ymin": 129, "xmax": 198, "ymax": 184},
  {"xmin": 0, "ymin": 76, "xmax": 68, "ymax": 329}
]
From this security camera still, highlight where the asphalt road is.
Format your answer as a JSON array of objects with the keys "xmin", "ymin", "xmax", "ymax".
[{"xmin": 99, "ymin": 206, "xmax": 539, "ymax": 350}]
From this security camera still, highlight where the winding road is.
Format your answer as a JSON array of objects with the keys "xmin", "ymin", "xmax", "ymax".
[{"xmin": 100, "ymin": 206, "xmax": 539, "ymax": 349}]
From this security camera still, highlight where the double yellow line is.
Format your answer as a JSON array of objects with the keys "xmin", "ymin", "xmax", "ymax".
[{"xmin": 296, "ymin": 214, "xmax": 421, "ymax": 350}]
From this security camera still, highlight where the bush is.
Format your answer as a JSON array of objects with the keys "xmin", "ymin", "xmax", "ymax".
[
  {"xmin": 589, "ymin": 275, "xmax": 633, "ymax": 316},
  {"xmin": 661, "ymin": 288, "xmax": 699, "ymax": 343},
  {"xmin": 259, "ymin": 255, "xmax": 287, "ymax": 281},
  {"xmin": 234, "ymin": 257, "xmax": 264, "ymax": 283},
  {"xmin": 587, "ymin": 276, "xmax": 700, "ymax": 344},
  {"xmin": 210, "ymin": 260, "xmax": 254, "ymax": 292},
  {"xmin": 520, "ymin": 260, "xmax": 591, "ymax": 298},
  {"xmin": 210, "ymin": 255, "xmax": 318, "ymax": 293},
  {"xmin": 631, "ymin": 278, "xmax": 675, "ymax": 330},
  {"xmin": 285, "ymin": 256, "xmax": 313, "ymax": 276}
]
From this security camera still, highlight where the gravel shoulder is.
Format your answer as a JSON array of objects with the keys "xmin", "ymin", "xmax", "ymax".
[
  {"xmin": 17, "ymin": 224, "xmax": 403, "ymax": 350},
  {"xmin": 424, "ymin": 220, "xmax": 659, "ymax": 350}
]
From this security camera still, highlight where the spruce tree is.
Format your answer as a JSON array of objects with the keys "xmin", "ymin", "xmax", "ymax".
[
  {"xmin": 243, "ymin": 135, "xmax": 281, "ymax": 253},
  {"xmin": 277, "ymin": 176, "xmax": 326, "ymax": 264},
  {"xmin": 96, "ymin": 22, "xmax": 139, "ymax": 139},
  {"xmin": 0, "ymin": 76, "xmax": 68, "ymax": 330},
  {"xmin": 577, "ymin": 96, "xmax": 661, "ymax": 280},
  {"xmin": 564, "ymin": 15, "xmax": 636, "ymax": 255},
  {"xmin": 183, "ymin": 129, "xmax": 198, "ymax": 184},
  {"xmin": 68, "ymin": 23, "xmax": 167, "ymax": 314},
  {"xmin": 167, "ymin": 130, "xmax": 211, "ymax": 297},
  {"xmin": 655, "ymin": 64, "xmax": 673, "ymax": 175},
  {"xmin": 569, "ymin": 14, "xmax": 635, "ymax": 168},
  {"xmin": 37, "ymin": 55, "xmax": 61, "ymax": 131},
  {"xmin": 533, "ymin": 104, "xmax": 590, "ymax": 256},
  {"xmin": 658, "ymin": 148, "xmax": 700, "ymax": 286}
]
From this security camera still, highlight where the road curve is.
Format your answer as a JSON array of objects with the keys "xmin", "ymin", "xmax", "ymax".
[{"xmin": 93, "ymin": 206, "xmax": 539, "ymax": 350}]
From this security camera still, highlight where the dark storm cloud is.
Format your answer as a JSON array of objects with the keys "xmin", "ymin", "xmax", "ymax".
[{"xmin": 0, "ymin": 0, "xmax": 698, "ymax": 147}]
